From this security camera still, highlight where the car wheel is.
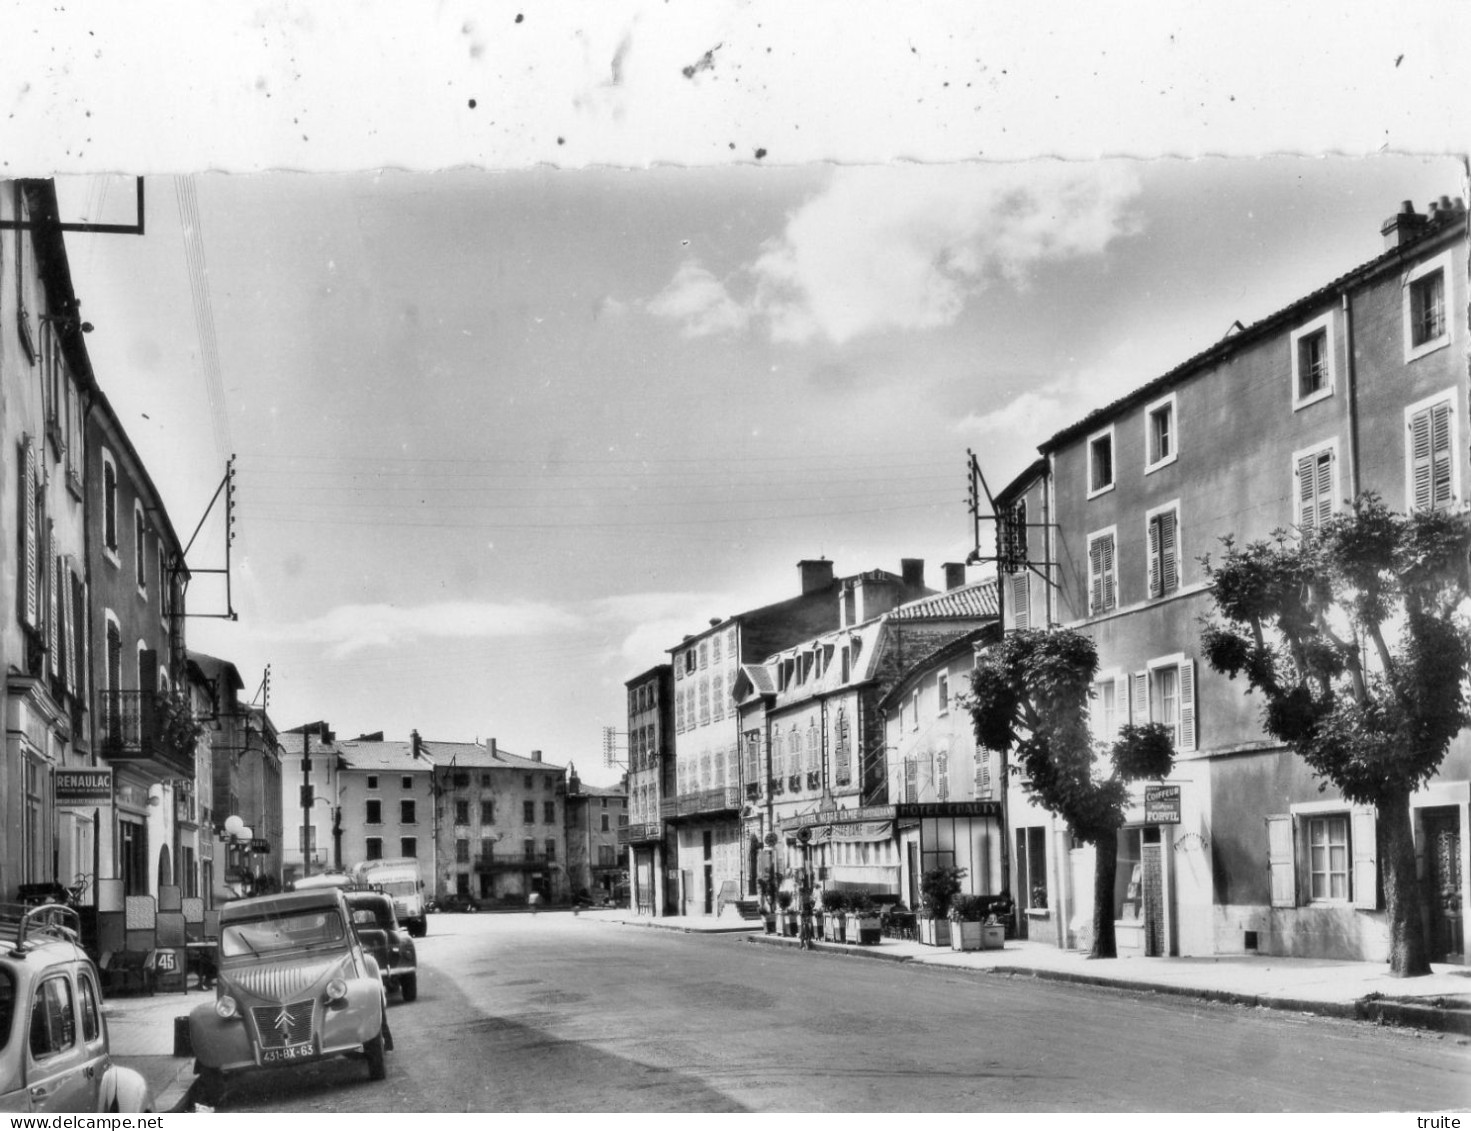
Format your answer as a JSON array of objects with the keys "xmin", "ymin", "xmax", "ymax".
[
  {"xmin": 194, "ymin": 1068, "xmax": 227, "ymax": 1108},
  {"xmin": 364, "ymin": 1032, "xmax": 387, "ymax": 1081},
  {"xmin": 400, "ymin": 973, "xmax": 417, "ymax": 1002}
]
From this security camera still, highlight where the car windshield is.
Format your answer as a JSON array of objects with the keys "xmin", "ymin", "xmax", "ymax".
[
  {"xmin": 220, "ymin": 909, "xmax": 346, "ymax": 958},
  {"xmin": 381, "ymin": 880, "xmax": 416, "ymax": 899},
  {"xmin": 351, "ymin": 906, "xmax": 390, "ymax": 928}
]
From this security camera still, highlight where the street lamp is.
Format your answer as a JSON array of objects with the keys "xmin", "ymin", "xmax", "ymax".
[{"xmin": 222, "ymin": 814, "xmax": 255, "ymax": 896}]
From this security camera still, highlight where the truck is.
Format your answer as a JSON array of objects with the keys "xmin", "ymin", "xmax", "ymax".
[{"xmin": 351, "ymin": 857, "xmax": 428, "ymax": 937}]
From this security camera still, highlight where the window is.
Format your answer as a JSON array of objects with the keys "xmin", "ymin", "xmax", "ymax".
[
  {"xmin": 937, "ymin": 672, "xmax": 950, "ymax": 715},
  {"xmin": 1291, "ymin": 313, "xmax": 1335, "ymax": 408},
  {"xmin": 1405, "ymin": 393, "xmax": 1458, "ymax": 512},
  {"xmin": 545, "ymin": 838, "xmax": 557, "ymax": 861},
  {"xmin": 1294, "ymin": 444, "xmax": 1337, "ymax": 534},
  {"xmin": 1307, "ymin": 815, "xmax": 1350, "ymax": 902},
  {"xmin": 599, "ymin": 844, "xmax": 616, "ymax": 867},
  {"xmin": 134, "ymin": 503, "xmax": 147, "ymax": 594},
  {"xmin": 480, "ymin": 837, "xmax": 495, "ymax": 861},
  {"xmin": 544, "ymin": 776, "xmax": 553, "ymax": 792},
  {"xmin": 524, "ymin": 774, "xmax": 533, "ymax": 789},
  {"xmin": 401, "ymin": 776, "xmax": 412, "ymax": 790},
  {"xmin": 29, "ymin": 976, "xmax": 77, "ymax": 1059},
  {"xmin": 1090, "ymin": 673, "xmax": 1123, "ymax": 744},
  {"xmin": 1405, "ymin": 251, "xmax": 1451, "ymax": 361},
  {"xmin": 1087, "ymin": 528, "xmax": 1118, "ymax": 615},
  {"xmin": 480, "ymin": 800, "xmax": 494, "ymax": 823},
  {"xmin": 365, "ymin": 799, "xmax": 381, "ymax": 825},
  {"xmin": 523, "ymin": 800, "xmax": 535, "ymax": 824},
  {"xmin": 601, "ymin": 813, "xmax": 610, "ymax": 832},
  {"xmin": 1131, "ymin": 654, "xmax": 1197, "ymax": 753},
  {"xmin": 453, "ymin": 772, "xmax": 469, "ymax": 789},
  {"xmin": 400, "ymin": 799, "xmax": 416, "ymax": 825},
  {"xmin": 544, "ymin": 801, "xmax": 555, "ymax": 824},
  {"xmin": 102, "ymin": 449, "xmax": 118, "ymax": 555},
  {"xmin": 1009, "ymin": 572, "xmax": 1030, "ymax": 630},
  {"xmin": 480, "ymin": 773, "xmax": 492, "ymax": 787},
  {"xmin": 523, "ymin": 837, "xmax": 536, "ymax": 858},
  {"xmin": 1146, "ymin": 503, "xmax": 1180, "ymax": 599},
  {"xmin": 455, "ymin": 800, "xmax": 470, "ymax": 825},
  {"xmin": 401, "ymin": 837, "xmax": 417, "ymax": 858},
  {"xmin": 365, "ymin": 837, "xmax": 383, "ymax": 861},
  {"xmin": 1087, "ymin": 426, "xmax": 1115, "ymax": 497},
  {"xmin": 78, "ymin": 972, "xmax": 101, "ymax": 1044},
  {"xmin": 17, "ymin": 438, "xmax": 39, "ymax": 631},
  {"xmin": 1144, "ymin": 392, "xmax": 1177, "ymax": 472},
  {"xmin": 1002, "ymin": 498, "xmax": 1027, "ymax": 571},
  {"xmin": 367, "ymin": 775, "xmax": 378, "ymax": 790},
  {"xmin": 455, "ymin": 838, "xmax": 470, "ymax": 864},
  {"xmin": 1015, "ymin": 826, "xmax": 1049, "ymax": 911},
  {"xmin": 1268, "ymin": 809, "xmax": 1376, "ymax": 909}
]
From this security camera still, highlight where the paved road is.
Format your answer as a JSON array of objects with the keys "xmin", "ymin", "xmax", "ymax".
[{"xmin": 210, "ymin": 912, "xmax": 1471, "ymax": 1112}]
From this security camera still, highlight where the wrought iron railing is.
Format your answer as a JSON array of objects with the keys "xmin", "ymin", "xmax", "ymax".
[
  {"xmin": 618, "ymin": 822, "xmax": 663, "ymax": 845},
  {"xmin": 99, "ymin": 690, "xmax": 194, "ymax": 779},
  {"xmin": 472, "ymin": 853, "xmax": 552, "ymax": 872}
]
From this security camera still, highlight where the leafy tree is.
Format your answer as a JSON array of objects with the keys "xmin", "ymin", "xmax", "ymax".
[
  {"xmin": 1201, "ymin": 494, "xmax": 1471, "ymax": 977},
  {"xmin": 971, "ymin": 629, "xmax": 1175, "ymax": 958}
]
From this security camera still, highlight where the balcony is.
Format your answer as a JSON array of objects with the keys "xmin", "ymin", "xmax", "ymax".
[
  {"xmin": 472, "ymin": 853, "xmax": 555, "ymax": 873},
  {"xmin": 670, "ymin": 786, "xmax": 741, "ymax": 820},
  {"xmin": 659, "ymin": 798, "xmax": 679, "ymax": 820},
  {"xmin": 618, "ymin": 822, "xmax": 663, "ymax": 846},
  {"xmin": 100, "ymin": 690, "xmax": 195, "ymax": 781}
]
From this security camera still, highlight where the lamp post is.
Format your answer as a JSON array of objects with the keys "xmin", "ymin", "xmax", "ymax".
[{"xmin": 222, "ymin": 814, "xmax": 255, "ymax": 896}]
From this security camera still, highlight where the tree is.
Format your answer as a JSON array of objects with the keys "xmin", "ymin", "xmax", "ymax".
[
  {"xmin": 1200, "ymin": 494, "xmax": 1471, "ymax": 977},
  {"xmin": 971, "ymin": 628, "xmax": 1175, "ymax": 958}
]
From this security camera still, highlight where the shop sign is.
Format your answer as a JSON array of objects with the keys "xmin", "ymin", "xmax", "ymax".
[
  {"xmin": 896, "ymin": 801, "xmax": 1002, "ymax": 819},
  {"xmin": 1144, "ymin": 785, "xmax": 1181, "ymax": 825},
  {"xmin": 55, "ymin": 768, "xmax": 113, "ymax": 807},
  {"xmin": 247, "ymin": 838, "xmax": 272, "ymax": 853}
]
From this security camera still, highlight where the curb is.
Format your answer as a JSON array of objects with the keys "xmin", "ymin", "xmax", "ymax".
[
  {"xmin": 604, "ymin": 917, "xmax": 761, "ymax": 935},
  {"xmin": 744, "ymin": 933, "xmax": 1470, "ymax": 1035}
]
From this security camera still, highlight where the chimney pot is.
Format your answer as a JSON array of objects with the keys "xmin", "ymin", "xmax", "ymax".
[
  {"xmin": 943, "ymin": 562, "xmax": 967, "ymax": 590},
  {"xmin": 489, "ymin": 737, "xmax": 497, "ymax": 757},
  {"xmin": 900, "ymin": 558, "xmax": 925, "ymax": 590},
  {"xmin": 531, "ymin": 749, "xmax": 543, "ymax": 762}
]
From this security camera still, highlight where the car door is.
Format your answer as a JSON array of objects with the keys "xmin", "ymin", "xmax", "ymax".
[
  {"xmin": 75, "ymin": 968, "xmax": 108, "ymax": 1108},
  {"xmin": 25, "ymin": 969, "xmax": 91, "ymax": 1111}
]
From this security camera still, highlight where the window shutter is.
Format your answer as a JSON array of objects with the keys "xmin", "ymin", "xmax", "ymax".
[
  {"xmin": 21, "ymin": 439, "xmax": 38, "ymax": 629},
  {"xmin": 1130, "ymin": 671, "xmax": 1148, "ymax": 725},
  {"xmin": 1159, "ymin": 511, "xmax": 1178, "ymax": 593},
  {"xmin": 1100, "ymin": 535, "xmax": 1115, "ymax": 610},
  {"xmin": 1430, "ymin": 402, "xmax": 1453, "ymax": 508},
  {"xmin": 1089, "ymin": 538, "xmax": 1104, "ymax": 614},
  {"xmin": 1176, "ymin": 659, "xmax": 1196, "ymax": 752},
  {"xmin": 1314, "ymin": 451, "xmax": 1334, "ymax": 528},
  {"xmin": 47, "ymin": 534, "xmax": 59, "ymax": 679},
  {"xmin": 1297, "ymin": 454, "xmax": 1319, "ymax": 533},
  {"xmin": 1351, "ymin": 808, "xmax": 1379, "ymax": 910},
  {"xmin": 1266, "ymin": 814, "xmax": 1297, "ymax": 908},
  {"xmin": 1010, "ymin": 572, "xmax": 1030, "ymax": 630},
  {"xmin": 1410, "ymin": 407, "xmax": 1434, "ymax": 510},
  {"xmin": 62, "ymin": 563, "xmax": 76, "ymax": 693},
  {"xmin": 1147, "ymin": 516, "xmax": 1161, "ymax": 598}
]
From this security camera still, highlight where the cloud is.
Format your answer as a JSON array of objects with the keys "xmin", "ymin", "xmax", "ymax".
[
  {"xmin": 953, "ymin": 345, "xmax": 1156, "ymax": 443},
  {"xmin": 647, "ymin": 163, "xmax": 1143, "ymax": 346},
  {"xmin": 266, "ymin": 600, "xmax": 583, "ymax": 657},
  {"xmin": 955, "ymin": 389, "xmax": 1069, "ymax": 440},
  {"xmin": 645, "ymin": 261, "xmax": 749, "ymax": 337}
]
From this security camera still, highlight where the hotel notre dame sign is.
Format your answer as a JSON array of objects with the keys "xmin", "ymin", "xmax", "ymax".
[{"xmin": 55, "ymin": 768, "xmax": 114, "ymax": 808}]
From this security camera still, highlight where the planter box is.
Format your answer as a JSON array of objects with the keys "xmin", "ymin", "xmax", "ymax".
[
  {"xmin": 916, "ymin": 916, "xmax": 951, "ymax": 947},
  {"xmin": 824, "ymin": 914, "xmax": 847, "ymax": 943},
  {"xmin": 980, "ymin": 924, "xmax": 1006, "ymax": 950},
  {"xmin": 848, "ymin": 913, "xmax": 881, "ymax": 945},
  {"xmin": 950, "ymin": 920, "xmax": 983, "ymax": 951}
]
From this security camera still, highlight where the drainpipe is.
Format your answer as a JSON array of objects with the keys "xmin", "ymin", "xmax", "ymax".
[{"xmin": 1341, "ymin": 291, "xmax": 1361, "ymax": 498}]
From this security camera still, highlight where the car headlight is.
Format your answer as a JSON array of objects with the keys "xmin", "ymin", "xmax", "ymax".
[
  {"xmin": 215, "ymin": 995, "xmax": 239, "ymax": 1019},
  {"xmin": 325, "ymin": 977, "xmax": 348, "ymax": 1002}
]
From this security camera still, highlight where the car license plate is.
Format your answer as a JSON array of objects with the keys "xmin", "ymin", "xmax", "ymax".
[{"xmin": 261, "ymin": 1042, "xmax": 316, "ymax": 1065}]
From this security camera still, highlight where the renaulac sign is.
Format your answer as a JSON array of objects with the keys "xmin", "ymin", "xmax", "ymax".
[{"xmin": 55, "ymin": 768, "xmax": 114, "ymax": 808}]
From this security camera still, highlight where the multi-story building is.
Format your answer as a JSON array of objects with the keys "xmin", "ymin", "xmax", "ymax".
[
  {"xmin": 737, "ymin": 567, "xmax": 998, "ymax": 908},
  {"xmin": 329, "ymin": 735, "xmax": 435, "ymax": 887},
  {"xmin": 1, "ymin": 180, "xmax": 98, "ymax": 903},
  {"xmin": 991, "ymin": 194, "xmax": 1469, "ymax": 963},
  {"xmin": 564, "ymin": 768, "xmax": 628, "ymax": 904},
  {"xmin": 666, "ymin": 558, "xmax": 934, "ymax": 916},
  {"xmin": 279, "ymin": 720, "xmax": 345, "ymax": 883},
  {"xmin": 622, "ymin": 663, "xmax": 674, "ymax": 915}
]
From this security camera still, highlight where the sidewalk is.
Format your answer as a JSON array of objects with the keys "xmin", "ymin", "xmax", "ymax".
[
  {"xmin": 587, "ymin": 909, "xmax": 1471, "ymax": 1034},
  {"xmin": 103, "ymin": 984, "xmax": 213, "ymax": 1112}
]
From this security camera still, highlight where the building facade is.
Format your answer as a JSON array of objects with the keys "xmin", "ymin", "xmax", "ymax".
[
  {"xmin": 564, "ymin": 769, "xmax": 628, "ymax": 903},
  {"xmin": 992, "ymin": 195, "xmax": 1469, "ymax": 962},
  {"xmin": 622, "ymin": 663, "xmax": 674, "ymax": 915}
]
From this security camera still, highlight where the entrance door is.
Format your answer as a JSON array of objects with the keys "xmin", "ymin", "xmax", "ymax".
[
  {"xmin": 1142, "ymin": 842, "xmax": 1165, "ymax": 957},
  {"xmin": 906, "ymin": 842, "xmax": 919, "ymax": 909},
  {"xmin": 702, "ymin": 831, "xmax": 714, "ymax": 915},
  {"xmin": 1423, "ymin": 808, "xmax": 1464, "ymax": 963}
]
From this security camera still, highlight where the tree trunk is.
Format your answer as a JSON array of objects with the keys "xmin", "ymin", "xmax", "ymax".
[
  {"xmin": 1089, "ymin": 826, "xmax": 1117, "ymax": 959},
  {"xmin": 1379, "ymin": 787, "xmax": 1431, "ymax": 977}
]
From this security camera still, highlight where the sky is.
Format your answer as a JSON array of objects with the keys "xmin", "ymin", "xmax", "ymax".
[{"xmin": 46, "ymin": 155, "xmax": 1463, "ymax": 784}]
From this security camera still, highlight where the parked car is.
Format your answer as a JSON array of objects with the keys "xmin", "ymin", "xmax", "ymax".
[
  {"xmin": 188, "ymin": 888, "xmax": 391, "ymax": 1106},
  {"xmin": 0, "ymin": 903, "xmax": 154, "ymax": 1113},
  {"xmin": 344, "ymin": 891, "xmax": 418, "ymax": 1002},
  {"xmin": 436, "ymin": 894, "xmax": 479, "ymax": 914}
]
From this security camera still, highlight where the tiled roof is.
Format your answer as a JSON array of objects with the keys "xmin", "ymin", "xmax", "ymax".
[
  {"xmin": 889, "ymin": 580, "xmax": 998, "ymax": 620},
  {"xmin": 337, "ymin": 742, "xmax": 430, "ymax": 773},
  {"xmin": 420, "ymin": 740, "xmax": 565, "ymax": 772}
]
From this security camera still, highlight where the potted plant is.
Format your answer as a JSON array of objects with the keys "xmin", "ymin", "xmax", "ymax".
[
  {"xmin": 757, "ymin": 875, "xmax": 778, "ymax": 934},
  {"xmin": 917, "ymin": 866, "xmax": 965, "ymax": 947},
  {"xmin": 981, "ymin": 893, "xmax": 1013, "ymax": 950},
  {"xmin": 846, "ymin": 891, "xmax": 882, "ymax": 945},
  {"xmin": 777, "ymin": 889, "xmax": 797, "ymax": 937},
  {"xmin": 821, "ymin": 889, "xmax": 848, "ymax": 943},
  {"xmin": 948, "ymin": 893, "xmax": 985, "ymax": 951}
]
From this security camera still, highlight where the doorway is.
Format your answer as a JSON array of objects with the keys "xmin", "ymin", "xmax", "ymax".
[
  {"xmin": 1423, "ymin": 807, "xmax": 1463, "ymax": 963},
  {"xmin": 702, "ymin": 830, "xmax": 714, "ymax": 915}
]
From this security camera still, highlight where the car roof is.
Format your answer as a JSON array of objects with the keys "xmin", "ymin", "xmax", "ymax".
[{"xmin": 219, "ymin": 888, "xmax": 346, "ymax": 921}]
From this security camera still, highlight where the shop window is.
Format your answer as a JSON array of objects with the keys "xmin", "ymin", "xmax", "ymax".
[{"xmin": 1015, "ymin": 826, "xmax": 1048, "ymax": 911}]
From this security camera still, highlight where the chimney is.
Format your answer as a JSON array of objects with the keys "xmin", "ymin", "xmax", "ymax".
[
  {"xmin": 900, "ymin": 558, "xmax": 925, "ymax": 590},
  {"xmin": 943, "ymin": 562, "xmax": 966, "ymax": 590},
  {"xmin": 1381, "ymin": 199, "xmax": 1428, "ymax": 250},
  {"xmin": 531, "ymin": 749, "xmax": 543, "ymax": 762},
  {"xmin": 410, "ymin": 729, "xmax": 422, "ymax": 759},
  {"xmin": 489, "ymin": 737, "xmax": 497, "ymax": 757},
  {"xmin": 798, "ymin": 558, "xmax": 834, "ymax": 595}
]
